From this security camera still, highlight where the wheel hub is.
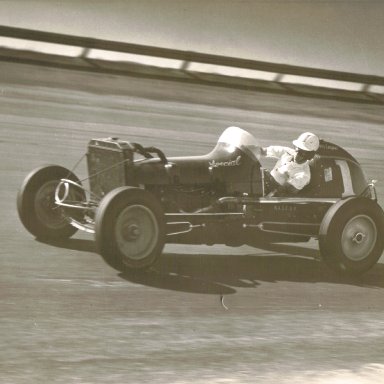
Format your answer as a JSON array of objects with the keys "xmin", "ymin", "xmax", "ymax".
[
  {"xmin": 352, "ymin": 232, "xmax": 366, "ymax": 244},
  {"xmin": 123, "ymin": 223, "xmax": 141, "ymax": 241}
]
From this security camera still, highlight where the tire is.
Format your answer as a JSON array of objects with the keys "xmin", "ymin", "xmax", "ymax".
[
  {"xmin": 95, "ymin": 187, "xmax": 165, "ymax": 271},
  {"xmin": 319, "ymin": 197, "xmax": 384, "ymax": 275},
  {"xmin": 17, "ymin": 165, "xmax": 85, "ymax": 240}
]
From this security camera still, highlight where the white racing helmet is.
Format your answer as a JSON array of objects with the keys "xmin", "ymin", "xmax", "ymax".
[{"xmin": 293, "ymin": 132, "xmax": 319, "ymax": 152}]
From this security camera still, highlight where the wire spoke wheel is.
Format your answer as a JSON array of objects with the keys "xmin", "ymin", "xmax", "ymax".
[
  {"xmin": 35, "ymin": 181, "xmax": 68, "ymax": 230},
  {"xmin": 17, "ymin": 165, "xmax": 85, "ymax": 240}
]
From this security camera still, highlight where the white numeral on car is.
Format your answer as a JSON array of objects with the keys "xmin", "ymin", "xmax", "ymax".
[{"xmin": 335, "ymin": 160, "xmax": 354, "ymax": 197}]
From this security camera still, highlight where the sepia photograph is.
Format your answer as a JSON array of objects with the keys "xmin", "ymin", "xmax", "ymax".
[{"xmin": 1, "ymin": 1, "xmax": 384, "ymax": 383}]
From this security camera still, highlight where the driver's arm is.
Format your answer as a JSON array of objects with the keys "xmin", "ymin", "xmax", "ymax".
[
  {"xmin": 250, "ymin": 145, "xmax": 290, "ymax": 159},
  {"xmin": 266, "ymin": 146, "xmax": 293, "ymax": 158}
]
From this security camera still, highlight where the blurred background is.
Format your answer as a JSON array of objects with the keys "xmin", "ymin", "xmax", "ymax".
[{"xmin": 1, "ymin": 0, "xmax": 384, "ymax": 76}]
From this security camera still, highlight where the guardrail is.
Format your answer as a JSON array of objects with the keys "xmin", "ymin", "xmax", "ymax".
[{"xmin": 0, "ymin": 25, "xmax": 383, "ymax": 91}]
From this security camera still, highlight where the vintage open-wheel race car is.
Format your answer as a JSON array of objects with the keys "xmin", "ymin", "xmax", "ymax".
[{"xmin": 17, "ymin": 126, "xmax": 384, "ymax": 275}]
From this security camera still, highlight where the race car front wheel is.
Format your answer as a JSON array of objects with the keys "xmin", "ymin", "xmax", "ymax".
[
  {"xmin": 95, "ymin": 187, "xmax": 165, "ymax": 271},
  {"xmin": 319, "ymin": 197, "xmax": 384, "ymax": 275},
  {"xmin": 17, "ymin": 165, "xmax": 85, "ymax": 240}
]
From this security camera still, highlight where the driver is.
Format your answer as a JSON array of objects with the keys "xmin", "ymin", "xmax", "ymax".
[{"xmin": 256, "ymin": 132, "xmax": 320, "ymax": 196}]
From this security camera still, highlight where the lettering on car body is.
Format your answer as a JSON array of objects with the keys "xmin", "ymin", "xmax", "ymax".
[
  {"xmin": 209, "ymin": 156, "xmax": 242, "ymax": 168},
  {"xmin": 274, "ymin": 205, "xmax": 297, "ymax": 212},
  {"xmin": 320, "ymin": 143, "xmax": 339, "ymax": 151}
]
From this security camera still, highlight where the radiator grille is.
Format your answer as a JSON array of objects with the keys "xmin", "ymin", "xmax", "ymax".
[{"xmin": 87, "ymin": 138, "xmax": 133, "ymax": 198}]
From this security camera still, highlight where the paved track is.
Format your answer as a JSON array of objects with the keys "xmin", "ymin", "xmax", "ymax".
[{"xmin": 1, "ymin": 62, "xmax": 384, "ymax": 383}]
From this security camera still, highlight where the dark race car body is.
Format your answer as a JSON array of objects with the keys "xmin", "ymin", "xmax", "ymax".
[{"xmin": 18, "ymin": 127, "xmax": 384, "ymax": 275}]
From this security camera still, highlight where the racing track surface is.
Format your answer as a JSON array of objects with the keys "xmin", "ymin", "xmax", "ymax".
[{"xmin": 1, "ymin": 61, "xmax": 384, "ymax": 384}]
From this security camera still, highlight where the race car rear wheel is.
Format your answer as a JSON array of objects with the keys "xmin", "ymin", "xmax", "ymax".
[
  {"xmin": 17, "ymin": 165, "xmax": 85, "ymax": 240},
  {"xmin": 95, "ymin": 187, "xmax": 165, "ymax": 271},
  {"xmin": 319, "ymin": 197, "xmax": 384, "ymax": 275}
]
